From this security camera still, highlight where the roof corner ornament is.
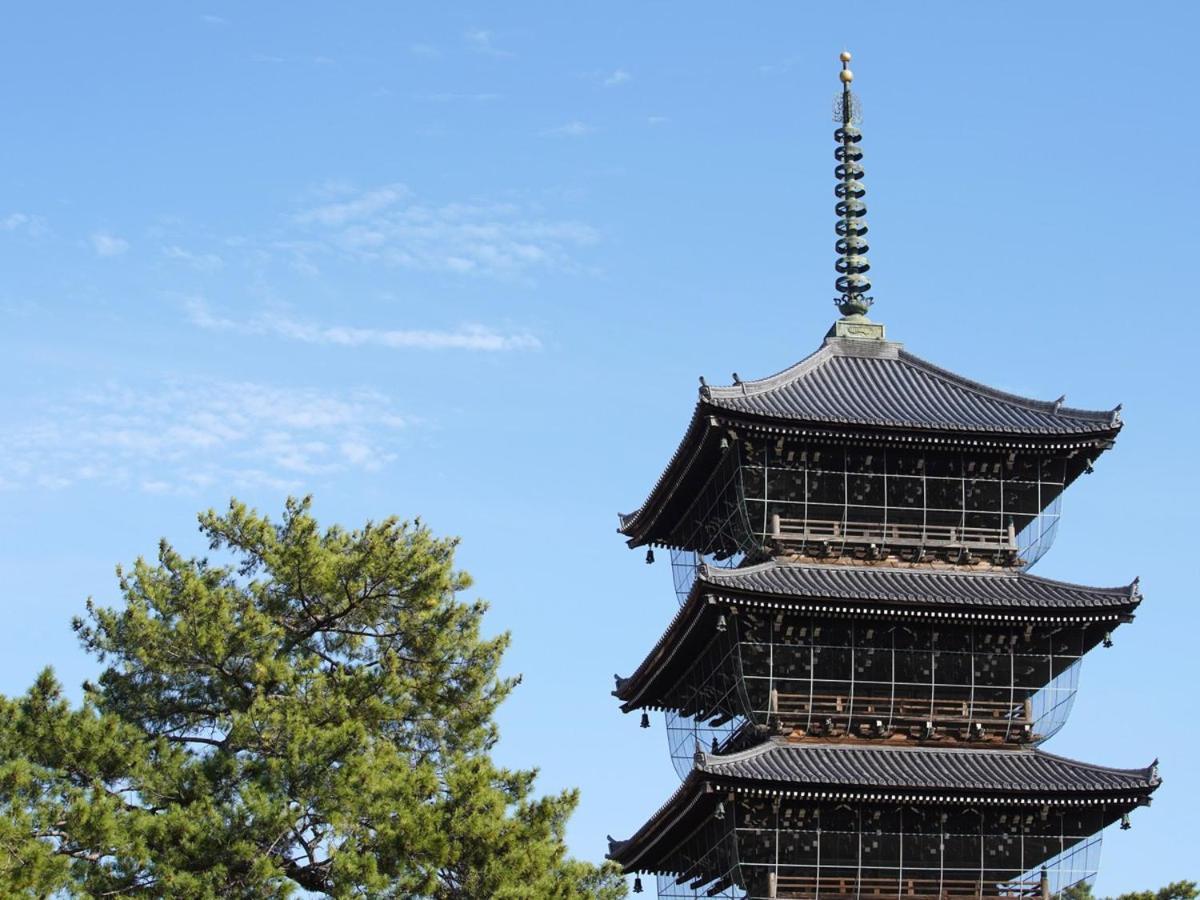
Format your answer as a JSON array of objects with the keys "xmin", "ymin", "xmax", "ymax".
[
  {"xmin": 829, "ymin": 51, "xmax": 885, "ymax": 342},
  {"xmin": 1150, "ymin": 758, "xmax": 1160, "ymax": 783}
]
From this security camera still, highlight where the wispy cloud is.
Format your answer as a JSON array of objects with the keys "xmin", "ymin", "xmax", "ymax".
[
  {"xmin": 541, "ymin": 120, "xmax": 595, "ymax": 138},
  {"xmin": 409, "ymin": 42, "xmax": 440, "ymax": 58},
  {"xmin": 759, "ymin": 56, "xmax": 803, "ymax": 76},
  {"xmin": 602, "ymin": 68, "xmax": 632, "ymax": 87},
  {"xmin": 201, "ymin": 13, "xmax": 227, "ymax": 25},
  {"xmin": 647, "ymin": 115, "xmax": 670, "ymax": 126},
  {"xmin": 283, "ymin": 183, "xmax": 598, "ymax": 278},
  {"xmin": 90, "ymin": 231, "xmax": 129, "ymax": 257},
  {"xmin": 1, "ymin": 212, "xmax": 49, "ymax": 237},
  {"xmin": 0, "ymin": 379, "xmax": 409, "ymax": 493},
  {"xmin": 464, "ymin": 29, "xmax": 514, "ymax": 58},
  {"xmin": 413, "ymin": 91, "xmax": 502, "ymax": 103},
  {"xmin": 163, "ymin": 245, "xmax": 224, "ymax": 271},
  {"xmin": 186, "ymin": 298, "xmax": 540, "ymax": 352},
  {"xmin": 292, "ymin": 183, "xmax": 409, "ymax": 227}
]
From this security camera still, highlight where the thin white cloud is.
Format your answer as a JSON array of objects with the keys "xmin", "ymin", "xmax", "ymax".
[
  {"xmin": 647, "ymin": 115, "xmax": 670, "ymax": 126},
  {"xmin": 201, "ymin": 14, "xmax": 227, "ymax": 25},
  {"xmin": 541, "ymin": 121, "xmax": 595, "ymax": 138},
  {"xmin": 90, "ymin": 231, "xmax": 129, "ymax": 257},
  {"xmin": 603, "ymin": 68, "xmax": 632, "ymax": 87},
  {"xmin": 413, "ymin": 91, "xmax": 502, "ymax": 103},
  {"xmin": 185, "ymin": 298, "xmax": 540, "ymax": 352},
  {"xmin": 464, "ymin": 29, "xmax": 514, "ymax": 58},
  {"xmin": 1, "ymin": 213, "xmax": 48, "ymax": 237},
  {"xmin": 292, "ymin": 183, "xmax": 409, "ymax": 227},
  {"xmin": 759, "ymin": 56, "xmax": 803, "ymax": 76},
  {"xmin": 163, "ymin": 245, "xmax": 224, "ymax": 271},
  {"xmin": 409, "ymin": 42, "xmax": 440, "ymax": 58},
  {"xmin": 0, "ymin": 379, "xmax": 409, "ymax": 493},
  {"xmin": 284, "ymin": 184, "xmax": 598, "ymax": 278}
]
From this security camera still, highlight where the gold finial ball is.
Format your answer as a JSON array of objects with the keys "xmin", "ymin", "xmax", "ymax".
[
  {"xmin": 839, "ymin": 51, "xmax": 852, "ymax": 62},
  {"xmin": 839, "ymin": 68, "xmax": 854, "ymax": 83}
]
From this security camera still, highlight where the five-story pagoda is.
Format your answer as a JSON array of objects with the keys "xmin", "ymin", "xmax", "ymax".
[{"xmin": 606, "ymin": 53, "xmax": 1159, "ymax": 900}]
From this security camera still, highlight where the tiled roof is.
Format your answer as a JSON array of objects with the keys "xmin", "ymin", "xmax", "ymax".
[
  {"xmin": 700, "ymin": 740, "xmax": 1158, "ymax": 794},
  {"xmin": 614, "ymin": 562, "xmax": 1138, "ymax": 710},
  {"xmin": 607, "ymin": 740, "xmax": 1159, "ymax": 869},
  {"xmin": 704, "ymin": 561, "xmax": 1140, "ymax": 610},
  {"xmin": 618, "ymin": 336, "xmax": 1120, "ymax": 543},
  {"xmin": 705, "ymin": 338, "xmax": 1121, "ymax": 436}
]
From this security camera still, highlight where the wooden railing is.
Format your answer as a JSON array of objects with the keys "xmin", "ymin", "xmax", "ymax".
[
  {"xmin": 767, "ymin": 873, "xmax": 1046, "ymax": 900},
  {"xmin": 770, "ymin": 691, "xmax": 1034, "ymax": 741},
  {"xmin": 770, "ymin": 516, "xmax": 1017, "ymax": 558}
]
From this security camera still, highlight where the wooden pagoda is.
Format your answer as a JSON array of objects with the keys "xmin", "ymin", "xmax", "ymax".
[{"xmin": 606, "ymin": 53, "xmax": 1159, "ymax": 900}]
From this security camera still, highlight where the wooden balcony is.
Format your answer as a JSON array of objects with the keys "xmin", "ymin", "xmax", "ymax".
[
  {"xmin": 770, "ymin": 516, "xmax": 1017, "ymax": 563},
  {"xmin": 767, "ymin": 873, "xmax": 1046, "ymax": 900},
  {"xmin": 769, "ymin": 691, "xmax": 1034, "ymax": 743}
]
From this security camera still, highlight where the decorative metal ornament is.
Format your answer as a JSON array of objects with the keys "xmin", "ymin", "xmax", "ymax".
[{"xmin": 834, "ymin": 52, "xmax": 874, "ymax": 319}]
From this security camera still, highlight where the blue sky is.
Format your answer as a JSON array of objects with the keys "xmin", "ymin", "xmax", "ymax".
[{"xmin": 1, "ymin": 2, "xmax": 1196, "ymax": 892}]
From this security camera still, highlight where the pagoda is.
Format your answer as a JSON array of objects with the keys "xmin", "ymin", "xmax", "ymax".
[{"xmin": 606, "ymin": 53, "xmax": 1159, "ymax": 900}]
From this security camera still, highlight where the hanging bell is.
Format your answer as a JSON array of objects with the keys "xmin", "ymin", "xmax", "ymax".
[
  {"xmin": 1103, "ymin": 632, "xmax": 1114, "ymax": 649},
  {"xmin": 633, "ymin": 875, "xmax": 644, "ymax": 893},
  {"xmin": 1121, "ymin": 813, "xmax": 1131, "ymax": 830},
  {"xmin": 640, "ymin": 711, "xmax": 650, "ymax": 729},
  {"xmin": 714, "ymin": 800, "xmax": 726, "ymax": 820},
  {"xmin": 645, "ymin": 548, "xmax": 655, "ymax": 565},
  {"xmin": 716, "ymin": 614, "xmax": 727, "ymax": 633},
  {"xmin": 711, "ymin": 736, "xmax": 720, "ymax": 753}
]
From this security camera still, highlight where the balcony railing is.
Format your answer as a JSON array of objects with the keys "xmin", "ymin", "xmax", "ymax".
[
  {"xmin": 768, "ymin": 873, "xmax": 1046, "ymax": 899},
  {"xmin": 769, "ymin": 691, "xmax": 1035, "ymax": 743},
  {"xmin": 770, "ymin": 515, "xmax": 1018, "ymax": 562}
]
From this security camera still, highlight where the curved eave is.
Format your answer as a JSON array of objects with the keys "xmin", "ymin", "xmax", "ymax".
[
  {"xmin": 607, "ymin": 742, "xmax": 1159, "ymax": 873},
  {"xmin": 615, "ymin": 564, "xmax": 1141, "ymax": 713},
  {"xmin": 705, "ymin": 339, "xmax": 1122, "ymax": 436},
  {"xmin": 701, "ymin": 561, "xmax": 1142, "ymax": 613},
  {"xmin": 617, "ymin": 339, "xmax": 1122, "ymax": 549}
]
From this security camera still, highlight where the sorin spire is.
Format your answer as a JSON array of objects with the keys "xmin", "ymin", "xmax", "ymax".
[
  {"xmin": 829, "ymin": 51, "xmax": 884, "ymax": 340},
  {"xmin": 834, "ymin": 51, "xmax": 871, "ymax": 315}
]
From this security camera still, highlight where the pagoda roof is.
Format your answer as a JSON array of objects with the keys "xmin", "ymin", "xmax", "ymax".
[
  {"xmin": 696, "ymin": 740, "xmax": 1158, "ymax": 794},
  {"xmin": 702, "ymin": 560, "xmax": 1140, "ymax": 611},
  {"xmin": 705, "ymin": 337, "xmax": 1120, "ymax": 437},
  {"xmin": 615, "ymin": 561, "xmax": 1140, "ymax": 711},
  {"xmin": 618, "ymin": 336, "xmax": 1121, "ymax": 546},
  {"xmin": 607, "ymin": 739, "xmax": 1159, "ymax": 871}
]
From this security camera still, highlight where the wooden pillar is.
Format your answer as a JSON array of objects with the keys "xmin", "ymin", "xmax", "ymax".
[
  {"xmin": 767, "ymin": 870, "xmax": 777, "ymax": 899},
  {"xmin": 1040, "ymin": 868, "xmax": 1051, "ymax": 900}
]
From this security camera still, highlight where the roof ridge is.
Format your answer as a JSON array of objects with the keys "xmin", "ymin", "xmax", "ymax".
[
  {"xmin": 896, "ymin": 348, "xmax": 1118, "ymax": 425},
  {"xmin": 705, "ymin": 341, "xmax": 836, "ymax": 399},
  {"xmin": 698, "ymin": 559, "xmax": 1135, "ymax": 596},
  {"xmin": 1023, "ymin": 746, "xmax": 1159, "ymax": 780},
  {"xmin": 1017, "ymin": 570, "xmax": 1137, "ymax": 595},
  {"xmin": 703, "ymin": 740, "xmax": 1158, "ymax": 781}
]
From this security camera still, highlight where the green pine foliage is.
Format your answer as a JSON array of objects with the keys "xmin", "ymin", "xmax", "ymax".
[
  {"xmin": 0, "ymin": 497, "xmax": 627, "ymax": 898},
  {"xmin": 1061, "ymin": 882, "xmax": 1198, "ymax": 900}
]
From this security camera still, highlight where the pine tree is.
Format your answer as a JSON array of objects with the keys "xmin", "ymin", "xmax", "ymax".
[{"xmin": 0, "ymin": 497, "xmax": 626, "ymax": 899}]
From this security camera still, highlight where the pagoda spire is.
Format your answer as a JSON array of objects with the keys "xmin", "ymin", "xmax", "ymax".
[{"xmin": 829, "ymin": 50, "xmax": 885, "ymax": 340}]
